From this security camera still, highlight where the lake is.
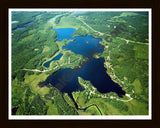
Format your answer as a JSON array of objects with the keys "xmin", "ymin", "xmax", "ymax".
[
  {"xmin": 44, "ymin": 53, "xmax": 63, "ymax": 68},
  {"xmin": 40, "ymin": 28, "xmax": 125, "ymax": 97},
  {"xmin": 12, "ymin": 27, "xmax": 26, "ymax": 31},
  {"xmin": 54, "ymin": 28, "xmax": 76, "ymax": 41},
  {"xmin": 12, "ymin": 21, "xmax": 33, "ymax": 31},
  {"xmin": 63, "ymin": 35, "xmax": 103, "ymax": 57}
]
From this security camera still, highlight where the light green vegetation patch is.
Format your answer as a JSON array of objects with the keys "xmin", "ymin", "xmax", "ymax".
[
  {"xmin": 24, "ymin": 73, "xmax": 50, "ymax": 96},
  {"xmin": 72, "ymin": 90, "xmax": 127, "ymax": 115},
  {"xmin": 47, "ymin": 103, "xmax": 59, "ymax": 115},
  {"xmin": 131, "ymin": 79, "xmax": 142, "ymax": 94},
  {"xmin": 55, "ymin": 15, "xmax": 82, "ymax": 29},
  {"xmin": 120, "ymin": 12, "xmax": 138, "ymax": 17},
  {"xmin": 108, "ymin": 18, "xmax": 126, "ymax": 23},
  {"xmin": 134, "ymin": 43, "xmax": 148, "ymax": 59},
  {"xmin": 126, "ymin": 99, "xmax": 148, "ymax": 115},
  {"xmin": 12, "ymin": 79, "xmax": 48, "ymax": 115},
  {"xmin": 56, "ymin": 39, "xmax": 71, "ymax": 51},
  {"xmin": 63, "ymin": 93, "xmax": 76, "ymax": 108},
  {"xmin": 109, "ymin": 12, "xmax": 138, "ymax": 22},
  {"xmin": 85, "ymin": 105, "xmax": 101, "ymax": 115},
  {"xmin": 49, "ymin": 50, "xmax": 85, "ymax": 70},
  {"xmin": 49, "ymin": 87, "xmax": 78, "ymax": 115},
  {"xmin": 42, "ymin": 46, "xmax": 50, "ymax": 53},
  {"xmin": 41, "ymin": 97, "xmax": 59, "ymax": 115},
  {"xmin": 55, "ymin": 15, "xmax": 93, "ymax": 37}
]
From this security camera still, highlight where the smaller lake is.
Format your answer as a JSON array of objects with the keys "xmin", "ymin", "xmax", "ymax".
[
  {"xmin": 54, "ymin": 28, "xmax": 76, "ymax": 41},
  {"xmin": 13, "ymin": 27, "xmax": 26, "ymax": 31},
  {"xmin": 12, "ymin": 21, "xmax": 33, "ymax": 31},
  {"xmin": 44, "ymin": 53, "xmax": 63, "ymax": 68}
]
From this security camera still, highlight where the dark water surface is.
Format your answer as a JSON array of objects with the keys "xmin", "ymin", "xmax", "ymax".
[
  {"xmin": 63, "ymin": 35, "xmax": 103, "ymax": 57},
  {"xmin": 40, "ymin": 28, "xmax": 125, "ymax": 97}
]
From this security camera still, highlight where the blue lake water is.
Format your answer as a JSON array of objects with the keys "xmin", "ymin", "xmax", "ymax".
[
  {"xmin": 44, "ymin": 53, "xmax": 63, "ymax": 68},
  {"xmin": 54, "ymin": 28, "xmax": 76, "ymax": 41},
  {"xmin": 40, "ymin": 28, "xmax": 125, "ymax": 97}
]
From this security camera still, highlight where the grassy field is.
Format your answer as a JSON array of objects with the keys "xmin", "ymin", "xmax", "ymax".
[
  {"xmin": 132, "ymin": 79, "xmax": 142, "ymax": 94},
  {"xmin": 72, "ymin": 89, "xmax": 148, "ymax": 115},
  {"xmin": 126, "ymin": 99, "xmax": 148, "ymax": 115},
  {"xmin": 55, "ymin": 15, "xmax": 94, "ymax": 36},
  {"xmin": 72, "ymin": 91, "xmax": 124, "ymax": 115},
  {"xmin": 24, "ymin": 73, "xmax": 50, "ymax": 96},
  {"xmin": 55, "ymin": 16, "xmax": 81, "ymax": 29},
  {"xmin": 42, "ymin": 98, "xmax": 59, "ymax": 115},
  {"xmin": 63, "ymin": 93, "xmax": 76, "ymax": 108}
]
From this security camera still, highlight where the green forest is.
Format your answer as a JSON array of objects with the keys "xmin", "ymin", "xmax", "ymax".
[
  {"xmin": 12, "ymin": 12, "xmax": 59, "ymax": 80},
  {"xmin": 75, "ymin": 11, "xmax": 148, "ymax": 42},
  {"xmin": 11, "ymin": 11, "xmax": 149, "ymax": 116}
]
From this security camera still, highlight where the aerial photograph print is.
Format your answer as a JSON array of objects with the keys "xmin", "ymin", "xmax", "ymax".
[{"xmin": 9, "ymin": 9, "xmax": 151, "ymax": 119}]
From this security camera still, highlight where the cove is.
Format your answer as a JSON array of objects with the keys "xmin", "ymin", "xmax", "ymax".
[{"xmin": 40, "ymin": 28, "xmax": 125, "ymax": 97}]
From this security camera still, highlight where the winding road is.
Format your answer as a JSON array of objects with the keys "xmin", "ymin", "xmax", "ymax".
[{"xmin": 74, "ymin": 16, "xmax": 148, "ymax": 45}]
